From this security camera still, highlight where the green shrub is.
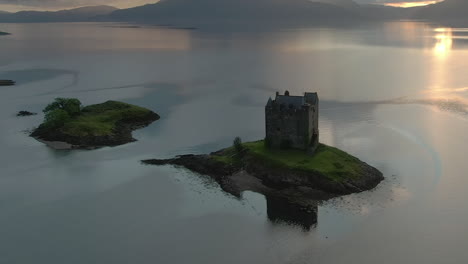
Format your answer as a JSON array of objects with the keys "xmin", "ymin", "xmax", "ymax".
[{"xmin": 233, "ymin": 137, "xmax": 244, "ymax": 155}]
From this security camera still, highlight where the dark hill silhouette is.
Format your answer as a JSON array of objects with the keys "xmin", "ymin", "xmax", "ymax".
[
  {"xmin": 411, "ymin": 0, "xmax": 468, "ymax": 26},
  {"xmin": 109, "ymin": 0, "xmax": 364, "ymax": 27},
  {"xmin": 312, "ymin": 0, "xmax": 360, "ymax": 9},
  {"xmin": 0, "ymin": 5, "xmax": 118, "ymax": 23}
]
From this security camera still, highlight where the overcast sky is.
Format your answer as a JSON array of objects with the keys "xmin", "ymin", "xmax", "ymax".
[{"xmin": 0, "ymin": 0, "xmax": 438, "ymax": 12}]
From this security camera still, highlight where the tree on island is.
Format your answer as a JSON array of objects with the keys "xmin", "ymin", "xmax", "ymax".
[
  {"xmin": 233, "ymin": 136, "xmax": 246, "ymax": 156},
  {"xmin": 42, "ymin": 98, "xmax": 82, "ymax": 128}
]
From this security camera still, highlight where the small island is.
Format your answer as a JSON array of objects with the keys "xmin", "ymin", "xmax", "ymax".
[
  {"xmin": 144, "ymin": 140, "xmax": 383, "ymax": 200},
  {"xmin": 143, "ymin": 91, "xmax": 383, "ymax": 202},
  {"xmin": 0, "ymin": 31, "xmax": 10, "ymax": 36},
  {"xmin": 0, "ymin": 80, "xmax": 15, "ymax": 86},
  {"xmin": 31, "ymin": 98, "xmax": 159, "ymax": 149}
]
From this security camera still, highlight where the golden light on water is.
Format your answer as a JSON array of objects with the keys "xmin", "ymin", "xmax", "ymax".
[
  {"xmin": 433, "ymin": 28, "xmax": 453, "ymax": 59},
  {"xmin": 422, "ymin": 26, "xmax": 468, "ymax": 113},
  {"xmin": 384, "ymin": 1, "xmax": 442, "ymax": 8},
  {"xmin": 427, "ymin": 87, "xmax": 468, "ymax": 93}
]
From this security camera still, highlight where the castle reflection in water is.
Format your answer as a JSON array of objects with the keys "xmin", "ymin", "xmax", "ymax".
[{"xmin": 266, "ymin": 196, "xmax": 318, "ymax": 231}]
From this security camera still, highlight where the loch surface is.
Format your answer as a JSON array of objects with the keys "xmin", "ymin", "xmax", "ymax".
[{"xmin": 1, "ymin": 22, "xmax": 468, "ymax": 263}]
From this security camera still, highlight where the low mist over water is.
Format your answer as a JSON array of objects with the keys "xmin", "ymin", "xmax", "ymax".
[{"xmin": 1, "ymin": 21, "xmax": 468, "ymax": 263}]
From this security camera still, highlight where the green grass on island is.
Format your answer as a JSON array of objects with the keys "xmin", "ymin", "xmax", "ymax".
[
  {"xmin": 212, "ymin": 140, "xmax": 364, "ymax": 182},
  {"xmin": 62, "ymin": 101, "xmax": 154, "ymax": 137},
  {"xmin": 0, "ymin": 31, "xmax": 10, "ymax": 36},
  {"xmin": 37, "ymin": 98, "xmax": 156, "ymax": 137}
]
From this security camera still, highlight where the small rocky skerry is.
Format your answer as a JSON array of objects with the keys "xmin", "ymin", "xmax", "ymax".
[
  {"xmin": 143, "ymin": 141, "xmax": 384, "ymax": 202},
  {"xmin": 31, "ymin": 98, "xmax": 159, "ymax": 149},
  {"xmin": 17, "ymin": 111, "xmax": 37, "ymax": 117},
  {"xmin": 0, "ymin": 80, "xmax": 15, "ymax": 86}
]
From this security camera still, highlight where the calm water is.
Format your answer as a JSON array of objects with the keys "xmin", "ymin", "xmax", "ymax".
[{"xmin": 1, "ymin": 22, "xmax": 468, "ymax": 263}]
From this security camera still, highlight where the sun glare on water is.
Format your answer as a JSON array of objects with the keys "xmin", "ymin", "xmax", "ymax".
[
  {"xmin": 433, "ymin": 28, "xmax": 453, "ymax": 58},
  {"xmin": 384, "ymin": 1, "xmax": 443, "ymax": 8}
]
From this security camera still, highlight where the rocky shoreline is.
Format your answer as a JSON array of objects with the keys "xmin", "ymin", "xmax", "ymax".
[
  {"xmin": 142, "ymin": 147, "xmax": 384, "ymax": 203},
  {"xmin": 31, "ymin": 111, "xmax": 159, "ymax": 149}
]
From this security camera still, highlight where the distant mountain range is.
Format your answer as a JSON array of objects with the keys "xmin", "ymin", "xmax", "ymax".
[
  {"xmin": 0, "ymin": 0, "xmax": 466, "ymax": 27},
  {"xmin": 313, "ymin": 0, "xmax": 360, "ymax": 9},
  {"xmin": 0, "ymin": 5, "xmax": 117, "ymax": 23},
  {"xmin": 109, "ymin": 0, "xmax": 363, "ymax": 26},
  {"xmin": 411, "ymin": 0, "xmax": 468, "ymax": 26}
]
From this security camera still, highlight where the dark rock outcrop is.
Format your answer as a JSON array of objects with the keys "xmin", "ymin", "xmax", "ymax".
[
  {"xmin": 16, "ymin": 111, "xmax": 37, "ymax": 117},
  {"xmin": 144, "ymin": 154, "xmax": 242, "ymax": 195},
  {"xmin": 0, "ymin": 80, "xmax": 15, "ymax": 86},
  {"xmin": 243, "ymin": 154, "xmax": 383, "ymax": 195}
]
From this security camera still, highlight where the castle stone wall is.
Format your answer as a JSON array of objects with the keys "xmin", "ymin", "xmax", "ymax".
[{"xmin": 265, "ymin": 105, "xmax": 311, "ymax": 150}]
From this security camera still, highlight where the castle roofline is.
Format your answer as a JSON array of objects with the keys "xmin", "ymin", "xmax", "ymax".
[
  {"xmin": 275, "ymin": 95, "xmax": 305, "ymax": 108},
  {"xmin": 267, "ymin": 91, "xmax": 318, "ymax": 109}
]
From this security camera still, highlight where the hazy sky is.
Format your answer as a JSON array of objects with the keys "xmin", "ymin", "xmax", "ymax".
[{"xmin": 0, "ymin": 0, "xmax": 440, "ymax": 12}]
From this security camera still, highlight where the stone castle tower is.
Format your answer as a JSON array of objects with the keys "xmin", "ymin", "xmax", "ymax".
[{"xmin": 265, "ymin": 91, "xmax": 319, "ymax": 154}]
